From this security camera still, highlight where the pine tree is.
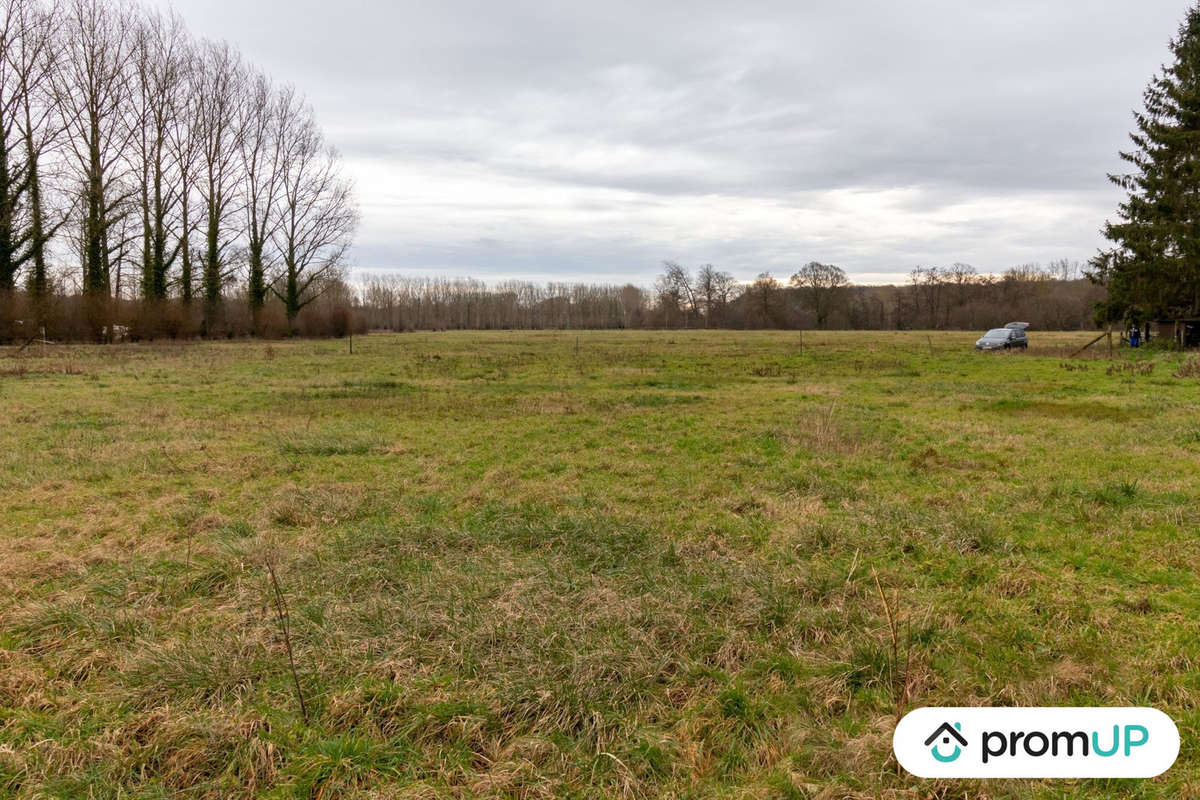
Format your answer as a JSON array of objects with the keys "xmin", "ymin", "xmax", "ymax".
[{"xmin": 1096, "ymin": 4, "xmax": 1200, "ymax": 320}]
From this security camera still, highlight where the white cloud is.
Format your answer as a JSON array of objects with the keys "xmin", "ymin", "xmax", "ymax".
[{"xmin": 148, "ymin": 0, "xmax": 1184, "ymax": 284}]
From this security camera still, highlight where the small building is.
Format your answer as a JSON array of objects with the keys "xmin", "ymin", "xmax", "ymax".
[{"xmin": 1151, "ymin": 319, "xmax": 1200, "ymax": 348}]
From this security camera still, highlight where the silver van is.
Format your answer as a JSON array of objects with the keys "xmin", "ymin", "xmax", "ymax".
[{"xmin": 975, "ymin": 322, "xmax": 1029, "ymax": 350}]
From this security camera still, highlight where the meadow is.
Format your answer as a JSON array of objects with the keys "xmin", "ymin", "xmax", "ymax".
[{"xmin": 0, "ymin": 330, "xmax": 1197, "ymax": 799}]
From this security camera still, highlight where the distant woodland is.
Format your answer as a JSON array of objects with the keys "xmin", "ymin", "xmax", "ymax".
[{"xmin": 355, "ymin": 260, "xmax": 1105, "ymax": 333}]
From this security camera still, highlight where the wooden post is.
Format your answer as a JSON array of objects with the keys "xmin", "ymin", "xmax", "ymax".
[
  {"xmin": 1107, "ymin": 324, "xmax": 1113, "ymax": 359},
  {"xmin": 1068, "ymin": 331, "xmax": 1108, "ymax": 358}
]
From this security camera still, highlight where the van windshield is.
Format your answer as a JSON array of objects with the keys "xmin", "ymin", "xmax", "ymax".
[{"xmin": 983, "ymin": 329, "xmax": 1009, "ymax": 338}]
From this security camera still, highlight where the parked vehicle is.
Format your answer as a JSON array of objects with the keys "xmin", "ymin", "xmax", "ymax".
[{"xmin": 975, "ymin": 323, "xmax": 1028, "ymax": 350}]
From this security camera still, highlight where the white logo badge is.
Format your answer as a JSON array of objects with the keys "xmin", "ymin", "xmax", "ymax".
[{"xmin": 894, "ymin": 707, "xmax": 1179, "ymax": 778}]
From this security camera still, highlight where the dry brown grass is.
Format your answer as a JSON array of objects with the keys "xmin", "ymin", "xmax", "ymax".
[{"xmin": 0, "ymin": 331, "xmax": 1196, "ymax": 798}]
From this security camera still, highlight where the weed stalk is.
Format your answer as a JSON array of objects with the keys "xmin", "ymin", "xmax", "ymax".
[
  {"xmin": 872, "ymin": 568, "xmax": 911, "ymax": 721},
  {"xmin": 266, "ymin": 560, "xmax": 310, "ymax": 725}
]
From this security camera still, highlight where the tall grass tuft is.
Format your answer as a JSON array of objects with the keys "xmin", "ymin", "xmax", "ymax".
[{"xmin": 265, "ymin": 560, "xmax": 309, "ymax": 725}]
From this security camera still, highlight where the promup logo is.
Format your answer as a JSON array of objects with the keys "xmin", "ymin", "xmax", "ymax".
[
  {"xmin": 924, "ymin": 722, "xmax": 967, "ymax": 763},
  {"xmin": 894, "ymin": 708, "xmax": 1179, "ymax": 779}
]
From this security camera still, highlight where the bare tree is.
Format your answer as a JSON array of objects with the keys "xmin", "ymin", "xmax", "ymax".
[
  {"xmin": 165, "ymin": 41, "xmax": 200, "ymax": 306},
  {"xmin": 943, "ymin": 262, "xmax": 981, "ymax": 328},
  {"xmin": 0, "ymin": 0, "xmax": 31, "ymax": 292},
  {"xmin": 239, "ymin": 75, "xmax": 290, "ymax": 330},
  {"xmin": 695, "ymin": 263, "xmax": 736, "ymax": 327},
  {"xmin": 270, "ymin": 106, "xmax": 357, "ymax": 329},
  {"xmin": 13, "ymin": 0, "xmax": 64, "ymax": 315},
  {"xmin": 790, "ymin": 261, "xmax": 848, "ymax": 329},
  {"xmin": 52, "ymin": 0, "xmax": 138, "ymax": 337},
  {"xmin": 0, "ymin": 0, "xmax": 60, "ymax": 297},
  {"xmin": 194, "ymin": 39, "xmax": 245, "ymax": 326},
  {"xmin": 618, "ymin": 283, "xmax": 645, "ymax": 328},
  {"xmin": 0, "ymin": 0, "xmax": 362, "ymax": 340},
  {"xmin": 747, "ymin": 272, "xmax": 782, "ymax": 328},
  {"xmin": 655, "ymin": 260, "xmax": 697, "ymax": 328},
  {"xmin": 359, "ymin": 273, "xmax": 398, "ymax": 330},
  {"xmin": 1048, "ymin": 258, "xmax": 1080, "ymax": 281},
  {"xmin": 131, "ymin": 7, "xmax": 190, "ymax": 302}
]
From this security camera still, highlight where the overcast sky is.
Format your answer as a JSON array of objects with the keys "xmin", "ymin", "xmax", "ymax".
[{"xmin": 150, "ymin": 0, "xmax": 1188, "ymax": 285}]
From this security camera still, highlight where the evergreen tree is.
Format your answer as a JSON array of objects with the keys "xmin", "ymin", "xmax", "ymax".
[{"xmin": 1096, "ymin": 4, "xmax": 1200, "ymax": 320}]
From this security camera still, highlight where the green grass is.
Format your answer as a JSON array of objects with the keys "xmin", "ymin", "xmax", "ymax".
[{"xmin": 0, "ymin": 330, "xmax": 1197, "ymax": 798}]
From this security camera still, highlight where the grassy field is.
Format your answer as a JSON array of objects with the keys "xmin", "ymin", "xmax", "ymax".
[{"xmin": 0, "ymin": 330, "xmax": 1197, "ymax": 799}]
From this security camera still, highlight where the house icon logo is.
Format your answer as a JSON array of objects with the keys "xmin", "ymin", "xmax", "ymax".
[{"xmin": 924, "ymin": 722, "xmax": 967, "ymax": 763}]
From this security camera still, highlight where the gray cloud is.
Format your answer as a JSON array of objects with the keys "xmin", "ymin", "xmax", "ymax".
[{"xmin": 151, "ymin": 0, "xmax": 1186, "ymax": 283}]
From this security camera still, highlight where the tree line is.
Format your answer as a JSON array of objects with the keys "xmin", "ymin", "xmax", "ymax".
[
  {"xmin": 1092, "ymin": 2, "xmax": 1200, "ymax": 340},
  {"xmin": 355, "ymin": 260, "xmax": 1104, "ymax": 332},
  {"xmin": 0, "ymin": 0, "xmax": 357, "ymax": 342}
]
